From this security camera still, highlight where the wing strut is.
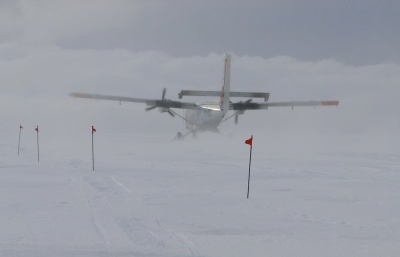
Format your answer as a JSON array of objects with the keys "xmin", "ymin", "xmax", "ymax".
[
  {"xmin": 221, "ymin": 111, "xmax": 241, "ymax": 123},
  {"xmin": 168, "ymin": 109, "xmax": 194, "ymax": 126}
]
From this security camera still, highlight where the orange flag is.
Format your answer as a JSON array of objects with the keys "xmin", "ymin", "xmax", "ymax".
[{"xmin": 245, "ymin": 136, "xmax": 253, "ymax": 146}]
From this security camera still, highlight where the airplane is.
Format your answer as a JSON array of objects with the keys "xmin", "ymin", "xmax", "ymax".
[{"xmin": 70, "ymin": 54, "xmax": 339, "ymax": 138}]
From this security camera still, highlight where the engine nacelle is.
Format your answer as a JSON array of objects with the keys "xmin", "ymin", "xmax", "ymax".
[{"xmin": 158, "ymin": 107, "xmax": 169, "ymax": 113}]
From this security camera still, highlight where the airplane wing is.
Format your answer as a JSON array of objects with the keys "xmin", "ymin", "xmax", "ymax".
[
  {"xmin": 230, "ymin": 100, "xmax": 339, "ymax": 110},
  {"xmin": 69, "ymin": 92, "xmax": 198, "ymax": 110}
]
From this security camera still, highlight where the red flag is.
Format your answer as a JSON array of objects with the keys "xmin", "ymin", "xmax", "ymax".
[
  {"xmin": 245, "ymin": 136, "xmax": 253, "ymax": 146},
  {"xmin": 20, "ymin": 125, "xmax": 23, "ymax": 129},
  {"xmin": 35, "ymin": 126, "xmax": 38, "ymax": 132},
  {"xmin": 92, "ymin": 126, "xmax": 96, "ymax": 133}
]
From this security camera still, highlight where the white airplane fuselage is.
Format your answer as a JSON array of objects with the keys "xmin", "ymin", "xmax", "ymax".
[{"xmin": 185, "ymin": 103, "xmax": 227, "ymax": 133}]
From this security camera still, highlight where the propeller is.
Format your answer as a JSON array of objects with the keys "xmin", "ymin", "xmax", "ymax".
[
  {"xmin": 145, "ymin": 106, "xmax": 157, "ymax": 111},
  {"xmin": 234, "ymin": 99, "xmax": 252, "ymax": 125},
  {"xmin": 145, "ymin": 88, "xmax": 175, "ymax": 117},
  {"xmin": 166, "ymin": 109, "xmax": 175, "ymax": 117},
  {"xmin": 161, "ymin": 87, "xmax": 166, "ymax": 100}
]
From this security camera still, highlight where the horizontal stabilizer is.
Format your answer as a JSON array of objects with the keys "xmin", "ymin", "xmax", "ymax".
[{"xmin": 178, "ymin": 90, "xmax": 269, "ymax": 101}]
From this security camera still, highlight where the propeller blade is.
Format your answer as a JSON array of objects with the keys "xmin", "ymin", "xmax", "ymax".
[
  {"xmin": 145, "ymin": 106, "xmax": 157, "ymax": 111},
  {"xmin": 167, "ymin": 109, "xmax": 175, "ymax": 117},
  {"xmin": 235, "ymin": 114, "xmax": 238, "ymax": 124},
  {"xmin": 162, "ymin": 88, "xmax": 166, "ymax": 100}
]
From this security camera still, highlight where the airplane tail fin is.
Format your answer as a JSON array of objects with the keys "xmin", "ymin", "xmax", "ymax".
[{"xmin": 220, "ymin": 53, "xmax": 231, "ymax": 112}]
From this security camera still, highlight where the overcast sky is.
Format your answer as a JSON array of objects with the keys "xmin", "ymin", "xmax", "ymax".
[
  {"xmin": 2, "ymin": 0, "xmax": 399, "ymax": 65},
  {"xmin": 1, "ymin": 1, "xmax": 400, "ymax": 139}
]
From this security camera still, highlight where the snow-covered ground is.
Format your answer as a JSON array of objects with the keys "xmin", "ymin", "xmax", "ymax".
[{"xmin": 1, "ymin": 132, "xmax": 400, "ymax": 256}]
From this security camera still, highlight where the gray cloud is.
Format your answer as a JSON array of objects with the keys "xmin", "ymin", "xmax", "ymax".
[{"xmin": 2, "ymin": 1, "xmax": 399, "ymax": 65}]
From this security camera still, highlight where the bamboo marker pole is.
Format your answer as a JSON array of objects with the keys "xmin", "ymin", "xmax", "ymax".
[
  {"xmin": 18, "ymin": 125, "xmax": 23, "ymax": 156},
  {"xmin": 92, "ymin": 126, "xmax": 96, "ymax": 171},
  {"xmin": 35, "ymin": 126, "xmax": 39, "ymax": 162},
  {"xmin": 245, "ymin": 135, "xmax": 253, "ymax": 199}
]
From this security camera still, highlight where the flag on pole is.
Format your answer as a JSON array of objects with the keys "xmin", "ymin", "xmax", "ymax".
[
  {"xmin": 18, "ymin": 125, "xmax": 23, "ymax": 156},
  {"xmin": 245, "ymin": 136, "xmax": 253, "ymax": 146},
  {"xmin": 245, "ymin": 135, "xmax": 253, "ymax": 199},
  {"xmin": 91, "ymin": 126, "xmax": 96, "ymax": 171},
  {"xmin": 35, "ymin": 126, "xmax": 39, "ymax": 162}
]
